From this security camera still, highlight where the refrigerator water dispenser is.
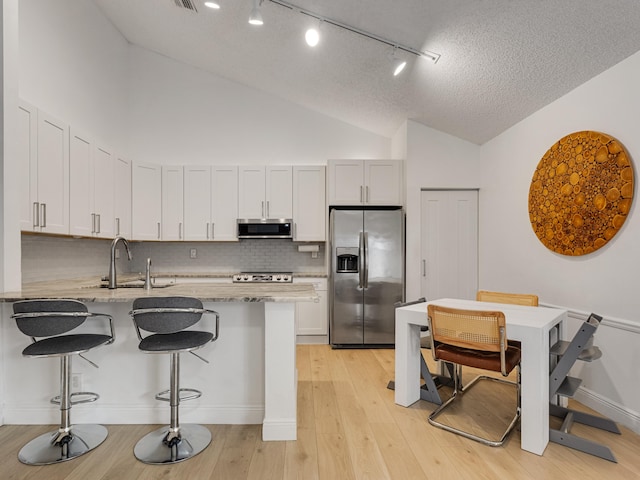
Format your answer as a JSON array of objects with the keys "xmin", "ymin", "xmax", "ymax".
[{"xmin": 336, "ymin": 247, "xmax": 359, "ymax": 273}]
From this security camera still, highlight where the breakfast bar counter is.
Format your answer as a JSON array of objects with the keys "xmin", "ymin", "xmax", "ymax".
[{"xmin": 0, "ymin": 279, "xmax": 317, "ymax": 442}]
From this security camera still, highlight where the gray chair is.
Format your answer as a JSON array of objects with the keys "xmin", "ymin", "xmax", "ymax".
[
  {"xmin": 386, "ymin": 298, "xmax": 454, "ymax": 405},
  {"xmin": 130, "ymin": 296, "xmax": 220, "ymax": 464},
  {"xmin": 11, "ymin": 299, "xmax": 115, "ymax": 465},
  {"xmin": 549, "ymin": 313, "xmax": 620, "ymax": 462}
]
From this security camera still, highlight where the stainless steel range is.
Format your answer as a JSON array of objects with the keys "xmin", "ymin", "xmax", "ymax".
[{"xmin": 232, "ymin": 272, "xmax": 293, "ymax": 283}]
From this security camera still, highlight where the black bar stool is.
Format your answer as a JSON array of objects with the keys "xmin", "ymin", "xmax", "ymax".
[
  {"xmin": 130, "ymin": 296, "xmax": 220, "ymax": 464},
  {"xmin": 11, "ymin": 299, "xmax": 115, "ymax": 465}
]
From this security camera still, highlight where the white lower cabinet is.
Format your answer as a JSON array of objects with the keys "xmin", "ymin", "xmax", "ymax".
[{"xmin": 294, "ymin": 278, "xmax": 328, "ymax": 343}]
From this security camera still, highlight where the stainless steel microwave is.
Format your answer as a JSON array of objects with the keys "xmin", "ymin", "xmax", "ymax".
[{"xmin": 237, "ymin": 219, "xmax": 293, "ymax": 239}]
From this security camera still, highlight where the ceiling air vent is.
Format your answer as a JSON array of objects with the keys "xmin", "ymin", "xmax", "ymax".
[{"xmin": 173, "ymin": 0, "xmax": 198, "ymax": 12}]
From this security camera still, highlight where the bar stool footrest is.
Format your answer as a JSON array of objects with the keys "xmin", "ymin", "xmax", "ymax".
[
  {"xmin": 155, "ymin": 388, "xmax": 202, "ymax": 403},
  {"xmin": 50, "ymin": 391, "xmax": 100, "ymax": 406}
]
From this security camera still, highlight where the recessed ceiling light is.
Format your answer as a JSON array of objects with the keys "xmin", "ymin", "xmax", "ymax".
[
  {"xmin": 305, "ymin": 28, "xmax": 319, "ymax": 47},
  {"xmin": 204, "ymin": 1, "xmax": 220, "ymax": 8}
]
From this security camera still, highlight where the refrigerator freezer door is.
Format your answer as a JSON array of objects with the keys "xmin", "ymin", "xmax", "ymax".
[
  {"xmin": 362, "ymin": 209, "xmax": 404, "ymax": 344},
  {"xmin": 331, "ymin": 210, "xmax": 365, "ymax": 344}
]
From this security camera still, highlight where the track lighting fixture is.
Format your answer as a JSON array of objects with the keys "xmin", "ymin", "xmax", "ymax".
[
  {"xmin": 305, "ymin": 20, "xmax": 321, "ymax": 47},
  {"xmin": 392, "ymin": 47, "xmax": 407, "ymax": 76},
  {"xmin": 266, "ymin": 0, "xmax": 440, "ymax": 64},
  {"xmin": 393, "ymin": 59, "xmax": 407, "ymax": 76},
  {"xmin": 249, "ymin": 0, "xmax": 264, "ymax": 25},
  {"xmin": 305, "ymin": 28, "xmax": 319, "ymax": 47}
]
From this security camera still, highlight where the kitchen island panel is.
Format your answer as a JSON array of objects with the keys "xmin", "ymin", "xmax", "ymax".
[{"xmin": 0, "ymin": 281, "xmax": 313, "ymax": 442}]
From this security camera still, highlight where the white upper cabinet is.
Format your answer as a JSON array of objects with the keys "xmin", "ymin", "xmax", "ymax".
[
  {"xmin": 238, "ymin": 166, "xmax": 292, "ymax": 219},
  {"xmin": 69, "ymin": 129, "xmax": 94, "ymax": 237},
  {"xmin": 293, "ymin": 166, "xmax": 326, "ymax": 241},
  {"xmin": 211, "ymin": 166, "xmax": 239, "ymax": 241},
  {"xmin": 161, "ymin": 165, "xmax": 184, "ymax": 241},
  {"xmin": 69, "ymin": 129, "xmax": 115, "ymax": 238},
  {"xmin": 266, "ymin": 166, "xmax": 293, "ymax": 218},
  {"xmin": 184, "ymin": 165, "xmax": 211, "ymax": 241},
  {"xmin": 114, "ymin": 156, "xmax": 132, "ymax": 237},
  {"xmin": 93, "ymin": 145, "xmax": 116, "ymax": 238},
  {"xmin": 327, "ymin": 160, "xmax": 403, "ymax": 206},
  {"xmin": 18, "ymin": 101, "xmax": 38, "ymax": 232},
  {"xmin": 29, "ymin": 108, "xmax": 70, "ymax": 234},
  {"xmin": 184, "ymin": 165, "xmax": 238, "ymax": 241},
  {"xmin": 132, "ymin": 161, "xmax": 162, "ymax": 240}
]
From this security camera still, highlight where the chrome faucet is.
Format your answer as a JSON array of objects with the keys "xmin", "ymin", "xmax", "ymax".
[
  {"xmin": 144, "ymin": 257, "xmax": 152, "ymax": 291},
  {"xmin": 108, "ymin": 235, "xmax": 132, "ymax": 289}
]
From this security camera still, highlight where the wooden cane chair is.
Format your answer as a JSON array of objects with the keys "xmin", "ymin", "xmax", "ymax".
[
  {"xmin": 426, "ymin": 304, "xmax": 521, "ymax": 446},
  {"xmin": 476, "ymin": 290, "xmax": 538, "ymax": 306}
]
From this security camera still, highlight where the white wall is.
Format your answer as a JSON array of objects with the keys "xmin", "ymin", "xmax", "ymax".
[
  {"xmin": 404, "ymin": 120, "xmax": 480, "ymax": 301},
  {"xmin": 479, "ymin": 50, "xmax": 640, "ymax": 431},
  {"xmin": 126, "ymin": 45, "xmax": 390, "ymax": 166},
  {"xmin": 19, "ymin": 0, "xmax": 129, "ymax": 149}
]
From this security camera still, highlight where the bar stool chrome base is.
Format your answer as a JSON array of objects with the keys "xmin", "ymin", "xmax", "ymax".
[
  {"xmin": 18, "ymin": 424, "xmax": 108, "ymax": 465},
  {"xmin": 133, "ymin": 424, "xmax": 211, "ymax": 464}
]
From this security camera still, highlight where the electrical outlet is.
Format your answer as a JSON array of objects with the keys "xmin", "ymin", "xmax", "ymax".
[
  {"xmin": 72, "ymin": 373, "xmax": 83, "ymax": 391},
  {"xmin": 190, "ymin": 248, "xmax": 197, "ymax": 259}
]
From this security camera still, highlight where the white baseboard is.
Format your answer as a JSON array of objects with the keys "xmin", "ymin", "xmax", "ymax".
[
  {"xmin": 261, "ymin": 418, "xmax": 297, "ymax": 441},
  {"xmin": 3, "ymin": 404, "xmax": 265, "ymax": 426},
  {"xmin": 574, "ymin": 387, "xmax": 640, "ymax": 435},
  {"xmin": 542, "ymin": 302, "xmax": 640, "ymax": 435}
]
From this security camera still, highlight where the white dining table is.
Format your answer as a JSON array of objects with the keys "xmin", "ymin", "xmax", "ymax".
[{"xmin": 394, "ymin": 298, "xmax": 567, "ymax": 455}]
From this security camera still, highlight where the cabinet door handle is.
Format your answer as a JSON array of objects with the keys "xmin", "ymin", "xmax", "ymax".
[
  {"xmin": 157, "ymin": 222, "xmax": 161, "ymax": 239},
  {"xmin": 360, "ymin": 185, "xmax": 363, "ymax": 203},
  {"xmin": 91, "ymin": 213, "xmax": 96, "ymax": 233},
  {"xmin": 211, "ymin": 222, "xmax": 215, "ymax": 239},
  {"xmin": 179, "ymin": 222, "xmax": 182, "ymax": 240},
  {"xmin": 261, "ymin": 201, "xmax": 265, "ymax": 218},
  {"xmin": 422, "ymin": 260, "xmax": 426, "ymax": 277},
  {"xmin": 116, "ymin": 217, "xmax": 120, "ymax": 236},
  {"xmin": 33, "ymin": 202, "xmax": 40, "ymax": 228},
  {"xmin": 41, "ymin": 203, "xmax": 47, "ymax": 228},
  {"xmin": 266, "ymin": 201, "xmax": 270, "ymax": 218},
  {"xmin": 97, "ymin": 214, "xmax": 101, "ymax": 234}
]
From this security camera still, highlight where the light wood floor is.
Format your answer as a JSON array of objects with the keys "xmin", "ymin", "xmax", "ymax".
[{"xmin": 1, "ymin": 345, "xmax": 639, "ymax": 479}]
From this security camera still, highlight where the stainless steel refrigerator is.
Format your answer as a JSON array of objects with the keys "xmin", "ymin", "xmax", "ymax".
[{"xmin": 329, "ymin": 207, "xmax": 405, "ymax": 347}]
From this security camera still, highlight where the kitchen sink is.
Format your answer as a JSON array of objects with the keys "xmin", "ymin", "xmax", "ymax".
[{"xmin": 98, "ymin": 283, "xmax": 173, "ymax": 289}]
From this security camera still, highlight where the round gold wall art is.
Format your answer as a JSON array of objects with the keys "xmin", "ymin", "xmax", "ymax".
[{"xmin": 528, "ymin": 131, "xmax": 634, "ymax": 256}]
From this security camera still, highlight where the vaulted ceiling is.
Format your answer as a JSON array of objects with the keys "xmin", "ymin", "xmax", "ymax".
[{"xmin": 93, "ymin": 0, "xmax": 640, "ymax": 144}]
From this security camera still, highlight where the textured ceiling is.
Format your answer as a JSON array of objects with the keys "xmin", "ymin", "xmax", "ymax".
[{"xmin": 92, "ymin": 0, "xmax": 640, "ymax": 145}]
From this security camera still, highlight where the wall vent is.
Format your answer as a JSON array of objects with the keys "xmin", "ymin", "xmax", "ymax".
[{"xmin": 173, "ymin": 0, "xmax": 198, "ymax": 12}]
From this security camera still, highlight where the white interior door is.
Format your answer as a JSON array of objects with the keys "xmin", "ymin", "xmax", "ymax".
[{"xmin": 420, "ymin": 190, "xmax": 478, "ymax": 301}]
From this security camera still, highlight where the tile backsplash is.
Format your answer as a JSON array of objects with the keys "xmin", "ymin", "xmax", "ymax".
[{"xmin": 21, "ymin": 234, "xmax": 326, "ymax": 283}]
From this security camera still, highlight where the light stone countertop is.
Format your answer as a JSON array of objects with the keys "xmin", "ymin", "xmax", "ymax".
[{"xmin": 0, "ymin": 277, "xmax": 318, "ymax": 303}]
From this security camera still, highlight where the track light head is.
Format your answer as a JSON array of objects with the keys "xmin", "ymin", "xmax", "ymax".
[
  {"xmin": 305, "ymin": 28, "xmax": 319, "ymax": 47},
  {"xmin": 393, "ymin": 59, "xmax": 407, "ymax": 76},
  {"xmin": 249, "ymin": 0, "xmax": 264, "ymax": 25}
]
